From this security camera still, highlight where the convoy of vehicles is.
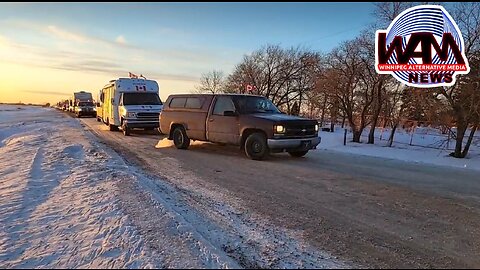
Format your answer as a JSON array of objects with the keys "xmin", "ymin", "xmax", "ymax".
[
  {"xmin": 57, "ymin": 77, "xmax": 321, "ymax": 160},
  {"xmin": 159, "ymin": 94, "xmax": 321, "ymax": 160},
  {"xmin": 96, "ymin": 78, "xmax": 163, "ymax": 136}
]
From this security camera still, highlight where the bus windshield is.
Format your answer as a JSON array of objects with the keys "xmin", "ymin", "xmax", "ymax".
[
  {"xmin": 78, "ymin": 102, "xmax": 94, "ymax": 107},
  {"xmin": 122, "ymin": 93, "xmax": 162, "ymax": 106}
]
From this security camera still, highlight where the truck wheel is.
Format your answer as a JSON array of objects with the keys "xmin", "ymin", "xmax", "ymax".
[
  {"xmin": 288, "ymin": 150, "xmax": 309, "ymax": 157},
  {"xmin": 173, "ymin": 126, "xmax": 190, "ymax": 149},
  {"xmin": 122, "ymin": 122, "xmax": 131, "ymax": 136},
  {"xmin": 96, "ymin": 116, "xmax": 101, "ymax": 122},
  {"xmin": 244, "ymin": 133, "xmax": 269, "ymax": 160}
]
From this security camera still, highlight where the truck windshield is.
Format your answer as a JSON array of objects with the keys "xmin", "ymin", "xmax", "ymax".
[
  {"xmin": 122, "ymin": 93, "xmax": 162, "ymax": 105},
  {"xmin": 78, "ymin": 102, "xmax": 94, "ymax": 107},
  {"xmin": 233, "ymin": 96, "xmax": 281, "ymax": 114}
]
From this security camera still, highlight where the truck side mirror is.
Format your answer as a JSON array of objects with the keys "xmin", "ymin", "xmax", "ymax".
[{"xmin": 223, "ymin": 111, "xmax": 238, "ymax": 117}]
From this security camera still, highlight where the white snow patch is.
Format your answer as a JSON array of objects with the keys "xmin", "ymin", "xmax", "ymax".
[{"xmin": 316, "ymin": 127, "xmax": 480, "ymax": 171}]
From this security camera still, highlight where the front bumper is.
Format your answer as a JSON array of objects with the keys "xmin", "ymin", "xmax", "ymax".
[
  {"xmin": 124, "ymin": 119, "xmax": 159, "ymax": 129},
  {"xmin": 77, "ymin": 111, "xmax": 96, "ymax": 116},
  {"xmin": 267, "ymin": 136, "xmax": 321, "ymax": 152}
]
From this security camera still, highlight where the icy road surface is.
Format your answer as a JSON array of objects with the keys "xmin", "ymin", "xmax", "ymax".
[
  {"xmin": 80, "ymin": 110, "xmax": 480, "ymax": 268},
  {"xmin": 0, "ymin": 105, "xmax": 347, "ymax": 268}
]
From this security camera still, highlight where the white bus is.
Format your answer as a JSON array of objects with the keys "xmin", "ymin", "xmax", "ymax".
[{"xmin": 97, "ymin": 78, "xmax": 163, "ymax": 136}]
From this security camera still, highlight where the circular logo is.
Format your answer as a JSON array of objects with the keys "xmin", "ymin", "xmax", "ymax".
[{"xmin": 375, "ymin": 5, "xmax": 470, "ymax": 87}]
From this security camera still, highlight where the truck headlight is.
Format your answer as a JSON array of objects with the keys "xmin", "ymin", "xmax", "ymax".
[
  {"xmin": 274, "ymin": 125, "xmax": 285, "ymax": 133},
  {"xmin": 126, "ymin": 112, "xmax": 137, "ymax": 118},
  {"xmin": 315, "ymin": 124, "xmax": 319, "ymax": 132}
]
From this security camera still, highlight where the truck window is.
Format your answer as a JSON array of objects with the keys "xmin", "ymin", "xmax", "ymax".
[
  {"xmin": 213, "ymin": 96, "xmax": 236, "ymax": 115},
  {"xmin": 233, "ymin": 96, "xmax": 280, "ymax": 114},
  {"xmin": 170, "ymin": 97, "xmax": 187, "ymax": 108},
  {"xmin": 185, "ymin": 97, "xmax": 204, "ymax": 109}
]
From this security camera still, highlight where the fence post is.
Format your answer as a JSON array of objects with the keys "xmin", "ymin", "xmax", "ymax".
[
  {"xmin": 409, "ymin": 126, "xmax": 415, "ymax": 146},
  {"xmin": 344, "ymin": 129, "xmax": 347, "ymax": 146},
  {"xmin": 447, "ymin": 130, "xmax": 450, "ymax": 149}
]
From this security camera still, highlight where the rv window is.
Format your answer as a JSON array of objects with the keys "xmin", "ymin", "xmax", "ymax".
[
  {"xmin": 185, "ymin": 97, "xmax": 204, "ymax": 109},
  {"xmin": 169, "ymin": 97, "xmax": 187, "ymax": 108},
  {"xmin": 78, "ymin": 101, "xmax": 94, "ymax": 107},
  {"xmin": 122, "ymin": 93, "xmax": 162, "ymax": 106}
]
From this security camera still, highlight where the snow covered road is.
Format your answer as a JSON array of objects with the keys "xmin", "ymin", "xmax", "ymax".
[
  {"xmin": 78, "ymin": 110, "xmax": 480, "ymax": 268},
  {"xmin": 3, "ymin": 105, "xmax": 480, "ymax": 269},
  {"xmin": 0, "ymin": 105, "xmax": 239, "ymax": 268},
  {"xmin": 0, "ymin": 105, "xmax": 347, "ymax": 268}
]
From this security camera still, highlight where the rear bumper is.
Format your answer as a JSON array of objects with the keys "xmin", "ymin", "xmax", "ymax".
[
  {"xmin": 267, "ymin": 137, "xmax": 321, "ymax": 152},
  {"xmin": 124, "ymin": 119, "xmax": 159, "ymax": 129}
]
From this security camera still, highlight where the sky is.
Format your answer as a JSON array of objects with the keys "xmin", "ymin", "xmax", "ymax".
[{"xmin": 0, "ymin": 2, "xmax": 377, "ymax": 104}]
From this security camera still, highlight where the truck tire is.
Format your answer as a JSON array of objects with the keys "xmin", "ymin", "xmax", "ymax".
[
  {"xmin": 122, "ymin": 122, "xmax": 131, "ymax": 136},
  {"xmin": 173, "ymin": 126, "xmax": 190, "ymax": 149},
  {"xmin": 244, "ymin": 132, "xmax": 269, "ymax": 160},
  {"xmin": 288, "ymin": 150, "xmax": 309, "ymax": 157},
  {"xmin": 96, "ymin": 116, "xmax": 101, "ymax": 122}
]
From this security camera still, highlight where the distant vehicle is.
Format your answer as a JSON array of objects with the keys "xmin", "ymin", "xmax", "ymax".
[
  {"xmin": 97, "ymin": 78, "xmax": 163, "ymax": 136},
  {"xmin": 70, "ymin": 91, "xmax": 95, "ymax": 117},
  {"xmin": 62, "ymin": 99, "xmax": 69, "ymax": 111},
  {"xmin": 159, "ymin": 94, "xmax": 321, "ymax": 160}
]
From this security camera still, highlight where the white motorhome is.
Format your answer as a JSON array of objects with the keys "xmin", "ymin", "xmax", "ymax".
[{"xmin": 98, "ymin": 78, "xmax": 163, "ymax": 136}]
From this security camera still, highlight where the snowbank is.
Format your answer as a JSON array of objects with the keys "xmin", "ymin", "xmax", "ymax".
[
  {"xmin": 316, "ymin": 127, "xmax": 480, "ymax": 171},
  {"xmin": 0, "ymin": 105, "xmax": 161, "ymax": 268},
  {"xmin": 0, "ymin": 105, "xmax": 349, "ymax": 268}
]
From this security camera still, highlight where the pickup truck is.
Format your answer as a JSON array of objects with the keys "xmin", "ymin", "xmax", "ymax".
[{"xmin": 159, "ymin": 94, "xmax": 321, "ymax": 160}]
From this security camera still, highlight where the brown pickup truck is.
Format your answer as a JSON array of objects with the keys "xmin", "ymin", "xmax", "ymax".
[{"xmin": 159, "ymin": 94, "xmax": 321, "ymax": 160}]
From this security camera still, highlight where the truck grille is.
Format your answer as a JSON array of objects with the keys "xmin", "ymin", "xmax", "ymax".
[
  {"xmin": 137, "ymin": 112, "xmax": 159, "ymax": 118},
  {"xmin": 285, "ymin": 124, "xmax": 316, "ymax": 138}
]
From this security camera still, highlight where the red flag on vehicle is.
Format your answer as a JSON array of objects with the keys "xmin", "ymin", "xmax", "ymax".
[
  {"xmin": 129, "ymin": 72, "xmax": 139, "ymax": 79},
  {"xmin": 245, "ymin": 84, "xmax": 256, "ymax": 93}
]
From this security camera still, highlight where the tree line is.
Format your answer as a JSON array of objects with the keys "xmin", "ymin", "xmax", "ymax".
[{"xmin": 194, "ymin": 2, "xmax": 480, "ymax": 159}]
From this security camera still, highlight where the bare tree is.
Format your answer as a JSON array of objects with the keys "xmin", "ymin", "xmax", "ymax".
[
  {"xmin": 225, "ymin": 44, "xmax": 322, "ymax": 112},
  {"xmin": 374, "ymin": 2, "xmax": 414, "ymax": 27},
  {"xmin": 384, "ymin": 84, "xmax": 406, "ymax": 147},
  {"xmin": 437, "ymin": 2, "xmax": 480, "ymax": 158},
  {"xmin": 195, "ymin": 70, "xmax": 225, "ymax": 94},
  {"xmin": 325, "ymin": 37, "xmax": 374, "ymax": 143}
]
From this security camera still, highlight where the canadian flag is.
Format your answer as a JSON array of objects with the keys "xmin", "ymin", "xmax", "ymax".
[
  {"xmin": 129, "ymin": 72, "xmax": 139, "ymax": 79},
  {"xmin": 245, "ymin": 84, "xmax": 257, "ymax": 93}
]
